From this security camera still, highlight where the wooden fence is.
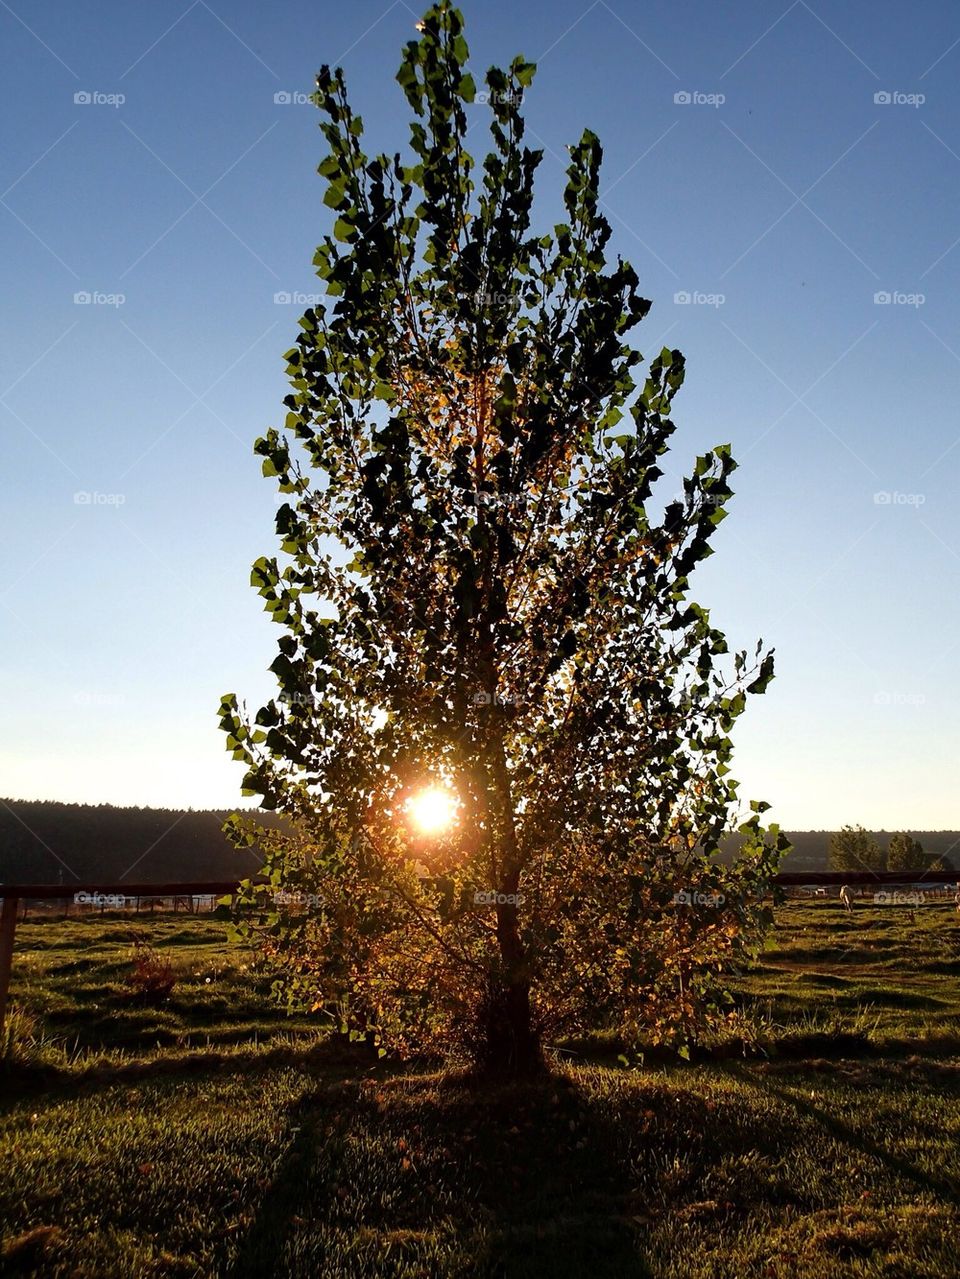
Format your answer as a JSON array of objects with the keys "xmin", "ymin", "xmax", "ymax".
[{"xmin": 3, "ymin": 869, "xmax": 959, "ymax": 1034}]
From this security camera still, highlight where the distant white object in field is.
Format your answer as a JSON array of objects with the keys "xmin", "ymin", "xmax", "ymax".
[{"xmin": 839, "ymin": 885, "xmax": 853, "ymax": 912}]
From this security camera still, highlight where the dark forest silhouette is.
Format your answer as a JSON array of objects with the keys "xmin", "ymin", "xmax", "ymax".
[
  {"xmin": 0, "ymin": 800, "xmax": 274, "ymax": 884},
  {"xmin": 1, "ymin": 800, "xmax": 955, "ymax": 884}
]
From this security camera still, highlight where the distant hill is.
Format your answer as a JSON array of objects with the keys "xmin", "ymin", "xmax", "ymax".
[
  {"xmin": 0, "ymin": 799, "xmax": 269, "ymax": 886},
  {"xmin": 2, "ymin": 799, "xmax": 957, "ymax": 885}
]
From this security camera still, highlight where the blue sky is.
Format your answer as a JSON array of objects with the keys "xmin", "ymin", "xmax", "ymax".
[{"xmin": 1, "ymin": 0, "xmax": 958, "ymax": 829}]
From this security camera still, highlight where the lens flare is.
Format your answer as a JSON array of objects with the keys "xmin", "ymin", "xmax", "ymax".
[{"xmin": 406, "ymin": 785, "xmax": 458, "ymax": 835}]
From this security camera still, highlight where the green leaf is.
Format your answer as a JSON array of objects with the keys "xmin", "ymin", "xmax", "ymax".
[{"xmin": 513, "ymin": 59, "xmax": 537, "ymax": 87}]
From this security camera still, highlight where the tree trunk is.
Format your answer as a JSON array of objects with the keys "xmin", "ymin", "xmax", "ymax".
[
  {"xmin": 481, "ymin": 965, "xmax": 542, "ymax": 1077},
  {"xmin": 480, "ymin": 738, "xmax": 543, "ymax": 1078}
]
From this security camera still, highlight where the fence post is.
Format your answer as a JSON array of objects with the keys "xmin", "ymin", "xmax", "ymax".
[{"xmin": 0, "ymin": 896, "xmax": 18, "ymax": 1037}]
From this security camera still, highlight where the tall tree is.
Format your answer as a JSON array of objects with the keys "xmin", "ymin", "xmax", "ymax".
[
  {"xmin": 886, "ymin": 832, "xmax": 926, "ymax": 874},
  {"xmin": 220, "ymin": 2, "xmax": 786, "ymax": 1075},
  {"xmin": 829, "ymin": 825, "xmax": 884, "ymax": 875}
]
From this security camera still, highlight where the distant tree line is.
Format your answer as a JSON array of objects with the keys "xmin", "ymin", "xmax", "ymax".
[
  {"xmin": 1, "ymin": 801, "xmax": 955, "ymax": 885},
  {"xmin": 828, "ymin": 825, "xmax": 956, "ymax": 876},
  {"xmin": 0, "ymin": 800, "xmax": 273, "ymax": 885}
]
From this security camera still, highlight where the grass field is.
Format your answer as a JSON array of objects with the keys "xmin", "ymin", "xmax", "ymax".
[{"xmin": 2, "ymin": 901, "xmax": 960, "ymax": 1277}]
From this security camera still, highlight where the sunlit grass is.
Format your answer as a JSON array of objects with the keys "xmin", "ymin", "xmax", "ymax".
[{"xmin": 4, "ymin": 902, "xmax": 960, "ymax": 1275}]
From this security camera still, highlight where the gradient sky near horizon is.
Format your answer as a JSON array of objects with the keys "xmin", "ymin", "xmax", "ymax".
[{"xmin": 1, "ymin": 0, "xmax": 959, "ymax": 830}]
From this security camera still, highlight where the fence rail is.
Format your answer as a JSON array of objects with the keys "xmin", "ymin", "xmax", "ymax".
[
  {"xmin": 3, "ymin": 870, "xmax": 959, "ymax": 1032},
  {"xmin": 771, "ymin": 871, "xmax": 959, "ymax": 886},
  {"xmin": 2, "ymin": 881, "xmax": 245, "ymax": 900}
]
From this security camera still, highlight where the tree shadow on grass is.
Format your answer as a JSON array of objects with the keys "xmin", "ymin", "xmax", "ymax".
[
  {"xmin": 226, "ymin": 1064, "xmax": 811, "ymax": 1279},
  {"xmin": 228, "ymin": 1069, "xmax": 653, "ymax": 1279},
  {"xmin": 723, "ymin": 1061, "xmax": 960, "ymax": 1205}
]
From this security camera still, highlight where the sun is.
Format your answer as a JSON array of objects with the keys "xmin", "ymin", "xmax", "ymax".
[{"xmin": 406, "ymin": 785, "xmax": 458, "ymax": 836}]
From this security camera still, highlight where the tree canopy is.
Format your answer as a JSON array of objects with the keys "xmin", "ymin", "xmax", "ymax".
[
  {"xmin": 829, "ymin": 826, "xmax": 884, "ymax": 875},
  {"xmin": 220, "ymin": 1, "xmax": 786, "ymax": 1075},
  {"xmin": 886, "ymin": 831, "xmax": 927, "ymax": 875}
]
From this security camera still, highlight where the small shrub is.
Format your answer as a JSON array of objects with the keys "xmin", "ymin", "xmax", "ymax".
[{"xmin": 126, "ymin": 942, "xmax": 176, "ymax": 1002}]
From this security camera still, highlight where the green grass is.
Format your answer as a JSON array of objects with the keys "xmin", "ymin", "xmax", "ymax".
[
  {"xmin": 2, "ymin": 902, "xmax": 960, "ymax": 1277},
  {"xmin": 725, "ymin": 898, "xmax": 960, "ymax": 1050},
  {"xmin": 4, "ymin": 914, "xmax": 323, "ymax": 1060}
]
